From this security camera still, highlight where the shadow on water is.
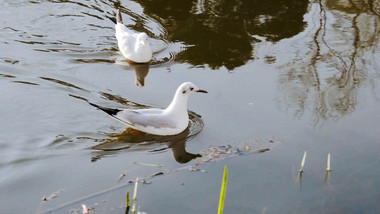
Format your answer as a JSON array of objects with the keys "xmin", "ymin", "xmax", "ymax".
[
  {"xmin": 274, "ymin": 0, "xmax": 380, "ymax": 126},
  {"xmin": 90, "ymin": 111, "xmax": 203, "ymax": 164}
]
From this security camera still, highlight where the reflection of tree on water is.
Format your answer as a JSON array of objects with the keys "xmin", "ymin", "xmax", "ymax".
[
  {"xmin": 276, "ymin": 0, "xmax": 379, "ymax": 125},
  {"xmin": 134, "ymin": 0, "xmax": 308, "ymax": 70},
  {"xmin": 45, "ymin": 0, "xmax": 309, "ymax": 69}
]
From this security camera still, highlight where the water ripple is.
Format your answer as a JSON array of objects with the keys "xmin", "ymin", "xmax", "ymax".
[
  {"xmin": 77, "ymin": 91, "xmax": 205, "ymax": 162},
  {"xmin": 40, "ymin": 77, "xmax": 87, "ymax": 91},
  {"xmin": 89, "ymin": 111, "xmax": 204, "ymax": 163},
  {"xmin": 12, "ymin": 80, "xmax": 40, "ymax": 86},
  {"xmin": 4, "ymin": 0, "xmax": 185, "ymax": 69}
]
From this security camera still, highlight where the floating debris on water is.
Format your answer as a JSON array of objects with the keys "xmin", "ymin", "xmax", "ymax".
[
  {"xmin": 142, "ymin": 179, "xmax": 152, "ymax": 184},
  {"xmin": 242, "ymin": 143, "xmax": 251, "ymax": 151},
  {"xmin": 42, "ymin": 189, "xmax": 64, "ymax": 201},
  {"xmin": 39, "ymin": 138, "xmax": 282, "ymax": 213},
  {"xmin": 253, "ymin": 148, "xmax": 270, "ymax": 153},
  {"xmin": 82, "ymin": 204, "xmax": 89, "ymax": 214},
  {"xmin": 151, "ymin": 172, "xmax": 164, "ymax": 177},
  {"xmin": 134, "ymin": 162, "xmax": 163, "ymax": 167},
  {"xmin": 118, "ymin": 173, "xmax": 127, "ymax": 183},
  {"xmin": 196, "ymin": 139, "xmax": 281, "ymax": 164},
  {"xmin": 188, "ymin": 167, "xmax": 207, "ymax": 173}
]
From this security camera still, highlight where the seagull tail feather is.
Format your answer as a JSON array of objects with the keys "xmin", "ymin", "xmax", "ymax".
[
  {"xmin": 107, "ymin": 16, "xmax": 117, "ymax": 24},
  {"xmin": 89, "ymin": 102, "xmax": 121, "ymax": 116},
  {"xmin": 116, "ymin": 9, "xmax": 123, "ymax": 24}
]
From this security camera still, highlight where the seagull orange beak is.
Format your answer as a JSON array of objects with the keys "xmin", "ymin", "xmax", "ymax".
[{"xmin": 196, "ymin": 89, "xmax": 208, "ymax": 93}]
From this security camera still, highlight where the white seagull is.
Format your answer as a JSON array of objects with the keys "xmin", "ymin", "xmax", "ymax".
[
  {"xmin": 115, "ymin": 9, "xmax": 153, "ymax": 63},
  {"xmin": 90, "ymin": 82, "xmax": 207, "ymax": 136}
]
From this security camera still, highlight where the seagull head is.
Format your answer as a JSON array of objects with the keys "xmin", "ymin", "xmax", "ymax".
[
  {"xmin": 179, "ymin": 82, "xmax": 208, "ymax": 96},
  {"xmin": 166, "ymin": 82, "xmax": 207, "ymax": 115}
]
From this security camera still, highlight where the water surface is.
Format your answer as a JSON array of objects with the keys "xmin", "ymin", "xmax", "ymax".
[{"xmin": 0, "ymin": 0, "xmax": 379, "ymax": 213}]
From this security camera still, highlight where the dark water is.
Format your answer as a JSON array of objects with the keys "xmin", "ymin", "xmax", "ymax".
[{"xmin": 0, "ymin": 0, "xmax": 380, "ymax": 213}]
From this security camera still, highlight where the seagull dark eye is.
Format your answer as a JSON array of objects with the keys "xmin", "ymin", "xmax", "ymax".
[{"xmin": 190, "ymin": 87, "xmax": 194, "ymax": 91}]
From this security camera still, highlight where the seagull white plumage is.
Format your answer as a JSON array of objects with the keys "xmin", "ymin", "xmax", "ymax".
[
  {"xmin": 115, "ymin": 9, "xmax": 153, "ymax": 63},
  {"xmin": 90, "ymin": 82, "xmax": 207, "ymax": 136}
]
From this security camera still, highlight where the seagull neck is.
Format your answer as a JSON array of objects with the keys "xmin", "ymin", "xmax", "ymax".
[{"xmin": 165, "ymin": 92, "xmax": 189, "ymax": 115}]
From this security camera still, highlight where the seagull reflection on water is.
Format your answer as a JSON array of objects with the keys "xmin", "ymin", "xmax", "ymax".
[
  {"xmin": 90, "ymin": 126, "xmax": 201, "ymax": 163},
  {"xmin": 114, "ymin": 56, "xmax": 150, "ymax": 87},
  {"xmin": 132, "ymin": 63, "xmax": 149, "ymax": 87}
]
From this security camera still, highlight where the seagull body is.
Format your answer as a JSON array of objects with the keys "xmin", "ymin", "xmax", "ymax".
[
  {"xmin": 90, "ymin": 82, "xmax": 207, "ymax": 136},
  {"xmin": 115, "ymin": 10, "xmax": 152, "ymax": 63}
]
